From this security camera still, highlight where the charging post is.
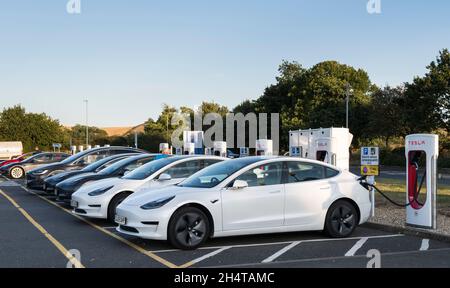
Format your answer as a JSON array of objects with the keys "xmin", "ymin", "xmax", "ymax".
[
  {"xmin": 405, "ymin": 134, "xmax": 439, "ymax": 229},
  {"xmin": 361, "ymin": 147, "xmax": 380, "ymax": 217}
]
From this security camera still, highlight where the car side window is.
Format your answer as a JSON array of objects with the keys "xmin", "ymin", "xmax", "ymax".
[
  {"xmin": 203, "ymin": 159, "xmax": 222, "ymax": 168},
  {"xmin": 286, "ymin": 161, "xmax": 326, "ymax": 183},
  {"xmin": 164, "ymin": 160, "xmax": 202, "ymax": 179},
  {"xmin": 34, "ymin": 154, "xmax": 52, "ymax": 162},
  {"xmin": 326, "ymin": 167, "xmax": 339, "ymax": 178},
  {"xmin": 124, "ymin": 158, "xmax": 152, "ymax": 172},
  {"xmin": 234, "ymin": 162, "xmax": 283, "ymax": 187},
  {"xmin": 76, "ymin": 151, "xmax": 106, "ymax": 165}
]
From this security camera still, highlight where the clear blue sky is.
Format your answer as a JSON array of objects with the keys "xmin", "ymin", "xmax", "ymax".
[{"xmin": 1, "ymin": 0, "xmax": 449, "ymax": 127}]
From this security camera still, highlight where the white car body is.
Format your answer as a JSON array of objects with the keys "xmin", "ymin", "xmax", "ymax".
[
  {"xmin": 116, "ymin": 157, "xmax": 371, "ymax": 241},
  {"xmin": 71, "ymin": 155, "xmax": 228, "ymax": 219}
]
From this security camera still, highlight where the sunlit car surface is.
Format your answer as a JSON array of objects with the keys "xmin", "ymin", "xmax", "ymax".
[
  {"xmin": 0, "ymin": 151, "xmax": 41, "ymax": 168},
  {"xmin": 55, "ymin": 153, "xmax": 161, "ymax": 203},
  {"xmin": 26, "ymin": 146, "xmax": 145, "ymax": 190},
  {"xmin": 43, "ymin": 153, "xmax": 137, "ymax": 193},
  {"xmin": 71, "ymin": 155, "xmax": 227, "ymax": 222},
  {"xmin": 0, "ymin": 152, "xmax": 70, "ymax": 179},
  {"xmin": 115, "ymin": 157, "xmax": 371, "ymax": 250}
]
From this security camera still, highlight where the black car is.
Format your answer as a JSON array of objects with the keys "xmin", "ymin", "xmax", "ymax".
[
  {"xmin": 26, "ymin": 146, "xmax": 146, "ymax": 190},
  {"xmin": 43, "ymin": 153, "xmax": 137, "ymax": 193},
  {"xmin": 0, "ymin": 152, "xmax": 70, "ymax": 179},
  {"xmin": 55, "ymin": 153, "xmax": 160, "ymax": 202}
]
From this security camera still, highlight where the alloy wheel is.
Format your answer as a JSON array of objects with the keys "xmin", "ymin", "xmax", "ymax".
[
  {"xmin": 330, "ymin": 205, "xmax": 356, "ymax": 236},
  {"xmin": 174, "ymin": 212, "xmax": 207, "ymax": 247}
]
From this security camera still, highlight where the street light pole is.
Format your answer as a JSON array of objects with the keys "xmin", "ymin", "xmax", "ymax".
[
  {"xmin": 84, "ymin": 99, "xmax": 89, "ymax": 146},
  {"xmin": 345, "ymin": 84, "xmax": 353, "ymax": 129}
]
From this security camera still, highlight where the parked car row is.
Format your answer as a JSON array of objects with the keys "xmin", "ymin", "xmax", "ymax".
[{"xmin": 5, "ymin": 146, "xmax": 372, "ymax": 250}]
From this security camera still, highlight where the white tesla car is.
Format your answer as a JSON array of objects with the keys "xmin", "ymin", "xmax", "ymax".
[
  {"xmin": 115, "ymin": 156, "xmax": 372, "ymax": 250},
  {"xmin": 71, "ymin": 155, "xmax": 227, "ymax": 222}
]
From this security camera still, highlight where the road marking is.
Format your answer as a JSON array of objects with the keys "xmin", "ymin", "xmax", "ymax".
[
  {"xmin": 0, "ymin": 189, "xmax": 84, "ymax": 268},
  {"xmin": 420, "ymin": 239, "xmax": 430, "ymax": 251},
  {"xmin": 154, "ymin": 234, "xmax": 402, "ymax": 253},
  {"xmin": 16, "ymin": 184, "xmax": 178, "ymax": 268},
  {"xmin": 345, "ymin": 237, "xmax": 369, "ymax": 257},
  {"xmin": 179, "ymin": 247, "xmax": 231, "ymax": 268},
  {"xmin": 207, "ymin": 247, "xmax": 450, "ymax": 268},
  {"xmin": 262, "ymin": 241, "xmax": 301, "ymax": 263}
]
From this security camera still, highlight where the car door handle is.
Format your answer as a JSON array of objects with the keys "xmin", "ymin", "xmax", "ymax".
[
  {"xmin": 320, "ymin": 186, "xmax": 331, "ymax": 190},
  {"xmin": 269, "ymin": 190, "xmax": 281, "ymax": 194}
]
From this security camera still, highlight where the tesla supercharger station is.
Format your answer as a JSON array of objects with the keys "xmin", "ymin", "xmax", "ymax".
[
  {"xmin": 159, "ymin": 143, "xmax": 172, "ymax": 155},
  {"xmin": 405, "ymin": 134, "xmax": 439, "ymax": 229},
  {"xmin": 71, "ymin": 146, "xmax": 77, "ymax": 155},
  {"xmin": 256, "ymin": 140, "xmax": 273, "ymax": 156},
  {"xmin": 175, "ymin": 147, "xmax": 183, "ymax": 155},
  {"xmin": 183, "ymin": 143, "xmax": 196, "ymax": 155},
  {"xmin": 213, "ymin": 141, "xmax": 227, "ymax": 157},
  {"xmin": 183, "ymin": 131, "xmax": 204, "ymax": 155},
  {"xmin": 78, "ymin": 145, "xmax": 84, "ymax": 152},
  {"xmin": 204, "ymin": 147, "xmax": 213, "ymax": 155},
  {"xmin": 240, "ymin": 147, "xmax": 250, "ymax": 157},
  {"xmin": 289, "ymin": 128, "xmax": 353, "ymax": 171}
]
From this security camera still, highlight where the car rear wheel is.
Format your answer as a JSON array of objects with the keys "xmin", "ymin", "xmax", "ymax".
[
  {"xmin": 10, "ymin": 167, "xmax": 24, "ymax": 179},
  {"xmin": 107, "ymin": 193, "xmax": 131, "ymax": 223},
  {"xmin": 168, "ymin": 207, "xmax": 210, "ymax": 250},
  {"xmin": 324, "ymin": 200, "xmax": 358, "ymax": 238}
]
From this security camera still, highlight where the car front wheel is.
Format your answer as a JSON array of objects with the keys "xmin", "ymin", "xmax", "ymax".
[
  {"xmin": 10, "ymin": 167, "xmax": 24, "ymax": 179},
  {"xmin": 168, "ymin": 207, "xmax": 210, "ymax": 250},
  {"xmin": 324, "ymin": 200, "xmax": 358, "ymax": 238}
]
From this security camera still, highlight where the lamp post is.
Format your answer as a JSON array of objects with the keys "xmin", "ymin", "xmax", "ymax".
[
  {"xmin": 84, "ymin": 99, "xmax": 89, "ymax": 146},
  {"xmin": 345, "ymin": 84, "xmax": 353, "ymax": 129}
]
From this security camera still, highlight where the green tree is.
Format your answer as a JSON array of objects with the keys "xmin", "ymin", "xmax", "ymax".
[
  {"xmin": 368, "ymin": 86, "xmax": 407, "ymax": 148},
  {"xmin": 69, "ymin": 125, "xmax": 109, "ymax": 146},
  {"xmin": 0, "ymin": 105, "xmax": 66, "ymax": 151},
  {"xmin": 403, "ymin": 49, "xmax": 450, "ymax": 133}
]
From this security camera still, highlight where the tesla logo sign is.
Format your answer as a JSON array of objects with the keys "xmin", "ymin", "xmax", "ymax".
[
  {"xmin": 409, "ymin": 140, "xmax": 426, "ymax": 146},
  {"xmin": 318, "ymin": 142, "xmax": 328, "ymax": 148}
]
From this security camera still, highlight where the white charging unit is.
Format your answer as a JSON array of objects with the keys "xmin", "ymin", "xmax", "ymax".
[
  {"xmin": 405, "ymin": 134, "xmax": 439, "ymax": 229},
  {"xmin": 256, "ymin": 139, "xmax": 273, "ymax": 156}
]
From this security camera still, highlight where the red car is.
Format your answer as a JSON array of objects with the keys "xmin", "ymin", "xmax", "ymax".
[{"xmin": 0, "ymin": 152, "xmax": 40, "ymax": 168}]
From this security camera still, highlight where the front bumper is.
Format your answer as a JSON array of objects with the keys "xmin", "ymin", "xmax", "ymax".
[
  {"xmin": 55, "ymin": 186, "xmax": 75, "ymax": 203},
  {"xmin": 114, "ymin": 204, "xmax": 170, "ymax": 240},
  {"xmin": 26, "ymin": 173, "xmax": 46, "ymax": 190},
  {"xmin": 71, "ymin": 193, "xmax": 108, "ymax": 219}
]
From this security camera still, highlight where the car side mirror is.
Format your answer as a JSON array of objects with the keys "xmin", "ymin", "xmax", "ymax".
[
  {"xmin": 231, "ymin": 180, "xmax": 248, "ymax": 190},
  {"xmin": 158, "ymin": 173, "xmax": 172, "ymax": 181}
]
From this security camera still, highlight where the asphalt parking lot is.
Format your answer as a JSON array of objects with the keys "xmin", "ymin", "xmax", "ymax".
[{"xmin": 2, "ymin": 176, "xmax": 450, "ymax": 268}]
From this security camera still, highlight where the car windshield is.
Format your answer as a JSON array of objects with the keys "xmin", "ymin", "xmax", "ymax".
[
  {"xmin": 178, "ymin": 157, "xmax": 263, "ymax": 188},
  {"xmin": 81, "ymin": 155, "xmax": 127, "ymax": 172},
  {"xmin": 122, "ymin": 156, "xmax": 180, "ymax": 180}
]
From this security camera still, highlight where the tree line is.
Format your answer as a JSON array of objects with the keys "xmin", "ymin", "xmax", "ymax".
[{"xmin": 1, "ymin": 49, "xmax": 449, "ymax": 160}]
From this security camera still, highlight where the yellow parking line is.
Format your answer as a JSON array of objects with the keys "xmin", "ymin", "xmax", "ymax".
[
  {"xmin": 0, "ymin": 189, "xmax": 84, "ymax": 268},
  {"xmin": 19, "ymin": 185, "xmax": 178, "ymax": 268}
]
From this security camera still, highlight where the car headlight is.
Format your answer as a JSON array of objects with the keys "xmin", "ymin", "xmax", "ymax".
[
  {"xmin": 140, "ymin": 196, "xmax": 175, "ymax": 210},
  {"xmin": 88, "ymin": 186, "xmax": 114, "ymax": 196},
  {"xmin": 32, "ymin": 169, "xmax": 48, "ymax": 175}
]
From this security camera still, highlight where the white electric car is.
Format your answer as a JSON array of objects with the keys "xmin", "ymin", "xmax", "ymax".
[
  {"xmin": 115, "ymin": 156, "xmax": 372, "ymax": 250},
  {"xmin": 71, "ymin": 155, "xmax": 227, "ymax": 222}
]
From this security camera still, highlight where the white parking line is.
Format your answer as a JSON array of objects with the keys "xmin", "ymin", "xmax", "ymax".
[
  {"xmin": 179, "ymin": 247, "xmax": 231, "ymax": 268},
  {"xmin": 152, "ymin": 234, "xmax": 402, "ymax": 253},
  {"xmin": 345, "ymin": 237, "xmax": 369, "ymax": 257},
  {"xmin": 420, "ymin": 239, "xmax": 430, "ymax": 251},
  {"xmin": 262, "ymin": 241, "xmax": 301, "ymax": 263}
]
